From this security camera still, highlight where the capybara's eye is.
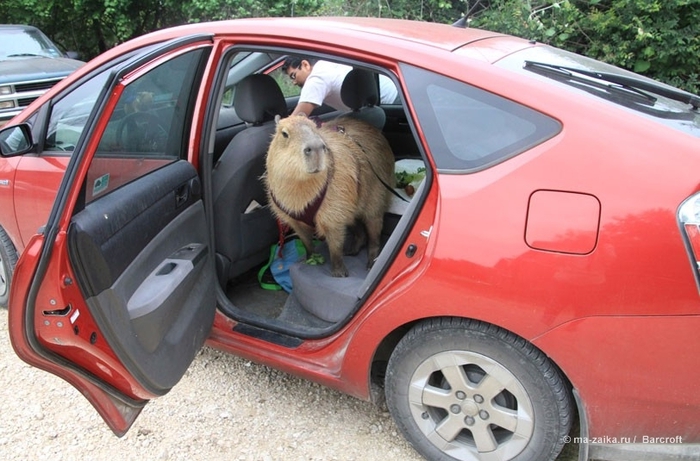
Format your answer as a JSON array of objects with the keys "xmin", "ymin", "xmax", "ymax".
[{"xmin": 281, "ymin": 130, "xmax": 289, "ymax": 139}]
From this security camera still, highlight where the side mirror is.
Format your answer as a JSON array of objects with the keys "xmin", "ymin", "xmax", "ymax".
[{"xmin": 0, "ymin": 124, "xmax": 34, "ymax": 157}]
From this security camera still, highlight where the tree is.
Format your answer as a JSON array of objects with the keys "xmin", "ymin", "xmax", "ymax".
[
  {"xmin": 468, "ymin": 0, "xmax": 700, "ymax": 93},
  {"xmin": 1, "ymin": 0, "xmax": 698, "ymax": 93},
  {"xmin": 1, "ymin": 0, "xmax": 325, "ymax": 60}
]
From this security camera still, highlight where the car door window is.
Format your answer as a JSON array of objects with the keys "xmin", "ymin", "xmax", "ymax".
[
  {"xmin": 44, "ymin": 69, "xmax": 111, "ymax": 153},
  {"xmin": 86, "ymin": 48, "xmax": 207, "ymax": 203}
]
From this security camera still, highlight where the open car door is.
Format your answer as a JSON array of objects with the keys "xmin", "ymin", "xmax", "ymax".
[{"xmin": 8, "ymin": 35, "xmax": 217, "ymax": 436}]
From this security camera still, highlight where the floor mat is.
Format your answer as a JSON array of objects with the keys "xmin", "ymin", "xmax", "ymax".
[{"xmin": 226, "ymin": 267, "xmax": 289, "ymax": 319}]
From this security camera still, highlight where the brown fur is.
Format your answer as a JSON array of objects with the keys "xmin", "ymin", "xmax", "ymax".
[{"xmin": 264, "ymin": 115, "xmax": 395, "ymax": 277}]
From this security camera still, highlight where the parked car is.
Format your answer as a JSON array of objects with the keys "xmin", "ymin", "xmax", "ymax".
[
  {"xmin": 2, "ymin": 17, "xmax": 700, "ymax": 461},
  {"xmin": 0, "ymin": 24, "xmax": 84, "ymax": 127}
]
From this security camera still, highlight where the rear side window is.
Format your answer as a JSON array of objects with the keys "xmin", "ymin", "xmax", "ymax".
[{"xmin": 402, "ymin": 64, "xmax": 560, "ymax": 171}]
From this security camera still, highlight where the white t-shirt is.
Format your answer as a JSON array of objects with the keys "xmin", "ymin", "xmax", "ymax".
[
  {"xmin": 378, "ymin": 75, "xmax": 399, "ymax": 104},
  {"xmin": 299, "ymin": 61, "xmax": 399, "ymax": 109},
  {"xmin": 300, "ymin": 61, "xmax": 351, "ymax": 111}
]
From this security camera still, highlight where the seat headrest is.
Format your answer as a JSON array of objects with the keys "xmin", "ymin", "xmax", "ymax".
[
  {"xmin": 341, "ymin": 69, "xmax": 379, "ymax": 110},
  {"xmin": 234, "ymin": 74, "xmax": 288, "ymax": 125}
]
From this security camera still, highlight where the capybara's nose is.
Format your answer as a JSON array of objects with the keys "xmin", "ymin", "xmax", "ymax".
[
  {"xmin": 303, "ymin": 142, "xmax": 326, "ymax": 157},
  {"xmin": 303, "ymin": 144, "xmax": 327, "ymax": 173}
]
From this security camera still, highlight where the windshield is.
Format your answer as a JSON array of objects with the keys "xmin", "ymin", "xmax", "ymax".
[
  {"xmin": 496, "ymin": 46, "xmax": 700, "ymax": 138},
  {"xmin": 0, "ymin": 27, "xmax": 63, "ymax": 60}
]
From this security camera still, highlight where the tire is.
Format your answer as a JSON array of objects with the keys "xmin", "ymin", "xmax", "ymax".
[
  {"xmin": 385, "ymin": 318, "xmax": 572, "ymax": 461},
  {"xmin": 0, "ymin": 226, "xmax": 19, "ymax": 309}
]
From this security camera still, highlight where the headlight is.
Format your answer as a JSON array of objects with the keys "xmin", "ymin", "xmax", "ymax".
[
  {"xmin": 0, "ymin": 86, "xmax": 12, "ymax": 95},
  {"xmin": 0, "ymin": 100, "xmax": 16, "ymax": 109}
]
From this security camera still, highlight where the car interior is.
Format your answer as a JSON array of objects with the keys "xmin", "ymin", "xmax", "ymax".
[{"xmin": 209, "ymin": 49, "xmax": 428, "ymax": 340}]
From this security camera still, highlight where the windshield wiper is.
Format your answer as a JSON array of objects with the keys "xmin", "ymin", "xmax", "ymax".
[
  {"xmin": 7, "ymin": 53, "xmax": 47, "ymax": 58},
  {"xmin": 524, "ymin": 60, "xmax": 700, "ymax": 111}
]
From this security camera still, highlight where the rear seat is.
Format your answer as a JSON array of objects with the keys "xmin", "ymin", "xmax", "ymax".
[{"xmin": 278, "ymin": 175, "xmax": 427, "ymax": 325}]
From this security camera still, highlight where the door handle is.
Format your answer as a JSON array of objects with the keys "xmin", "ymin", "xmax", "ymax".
[{"xmin": 175, "ymin": 184, "xmax": 189, "ymax": 207}]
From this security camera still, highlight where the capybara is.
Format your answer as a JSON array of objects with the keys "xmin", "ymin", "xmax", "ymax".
[{"xmin": 264, "ymin": 115, "xmax": 395, "ymax": 277}]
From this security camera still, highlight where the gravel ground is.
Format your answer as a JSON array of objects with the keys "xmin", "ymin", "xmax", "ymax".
[{"xmin": 0, "ymin": 310, "xmax": 579, "ymax": 461}]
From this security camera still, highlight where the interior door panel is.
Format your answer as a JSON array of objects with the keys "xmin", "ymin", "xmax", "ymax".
[{"xmin": 67, "ymin": 160, "xmax": 215, "ymax": 395}]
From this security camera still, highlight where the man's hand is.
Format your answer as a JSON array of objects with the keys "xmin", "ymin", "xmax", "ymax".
[{"xmin": 291, "ymin": 101, "xmax": 318, "ymax": 117}]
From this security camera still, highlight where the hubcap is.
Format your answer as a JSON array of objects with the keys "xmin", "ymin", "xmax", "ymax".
[{"xmin": 408, "ymin": 350, "xmax": 534, "ymax": 461}]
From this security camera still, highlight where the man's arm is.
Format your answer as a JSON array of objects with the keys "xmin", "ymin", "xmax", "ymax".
[{"xmin": 291, "ymin": 101, "xmax": 318, "ymax": 117}]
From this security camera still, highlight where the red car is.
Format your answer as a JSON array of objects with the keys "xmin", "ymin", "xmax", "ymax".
[{"xmin": 2, "ymin": 17, "xmax": 699, "ymax": 461}]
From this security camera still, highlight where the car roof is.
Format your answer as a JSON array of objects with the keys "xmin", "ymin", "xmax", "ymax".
[
  {"xmin": 96, "ymin": 17, "xmax": 526, "ymax": 66},
  {"xmin": 0, "ymin": 24, "xmax": 41, "ymax": 31},
  {"xmin": 161, "ymin": 17, "xmax": 504, "ymax": 50}
]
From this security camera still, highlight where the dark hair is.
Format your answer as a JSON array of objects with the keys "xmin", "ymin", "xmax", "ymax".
[{"xmin": 281, "ymin": 55, "xmax": 318, "ymax": 73}]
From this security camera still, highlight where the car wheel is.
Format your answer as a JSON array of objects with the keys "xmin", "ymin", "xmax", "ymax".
[
  {"xmin": 385, "ymin": 318, "xmax": 572, "ymax": 461},
  {"xmin": 0, "ymin": 226, "xmax": 18, "ymax": 309}
]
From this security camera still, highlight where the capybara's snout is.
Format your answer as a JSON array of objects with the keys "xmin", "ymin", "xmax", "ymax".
[{"xmin": 302, "ymin": 140, "xmax": 327, "ymax": 174}]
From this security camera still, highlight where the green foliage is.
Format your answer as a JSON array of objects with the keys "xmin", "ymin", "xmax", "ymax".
[
  {"xmin": 469, "ymin": 0, "xmax": 700, "ymax": 94},
  {"xmin": 1, "ymin": 0, "xmax": 697, "ymax": 94},
  {"xmin": 583, "ymin": 0, "xmax": 700, "ymax": 93}
]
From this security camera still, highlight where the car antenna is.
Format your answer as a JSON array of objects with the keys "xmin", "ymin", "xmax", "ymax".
[{"xmin": 452, "ymin": 0, "xmax": 483, "ymax": 28}]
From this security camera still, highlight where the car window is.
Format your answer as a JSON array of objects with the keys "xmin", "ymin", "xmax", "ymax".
[
  {"xmin": 0, "ymin": 27, "xmax": 63, "ymax": 59},
  {"xmin": 268, "ymin": 66, "xmax": 301, "ymax": 98},
  {"xmin": 85, "ymin": 48, "xmax": 208, "ymax": 203},
  {"xmin": 44, "ymin": 69, "xmax": 111, "ymax": 153},
  {"xmin": 266, "ymin": 61, "xmax": 397, "ymax": 103},
  {"xmin": 217, "ymin": 52, "xmax": 287, "ymax": 108},
  {"xmin": 496, "ymin": 46, "xmax": 700, "ymax": 138},
  {"xmin": 402, "ymin": 64, "xmax": 561, "ymax": 172}
]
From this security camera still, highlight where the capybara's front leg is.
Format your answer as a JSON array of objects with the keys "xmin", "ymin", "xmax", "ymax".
[
  {"xmin": 325, "ymin": 228, "xmax": 349, "ymax": 277},
  {"xmin": 291, "ymin": 222, "xmax": 315, "ymax": 256}
]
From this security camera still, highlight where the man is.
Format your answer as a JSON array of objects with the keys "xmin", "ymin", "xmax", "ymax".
[{"xmin": 282, "ymin": 56, "xmax": 398, "ymax": 117}]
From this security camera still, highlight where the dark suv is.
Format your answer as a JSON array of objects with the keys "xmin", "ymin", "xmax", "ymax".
[{"xmin": 0, "ymin": 25, "xmax": 83, "ymax": 127}]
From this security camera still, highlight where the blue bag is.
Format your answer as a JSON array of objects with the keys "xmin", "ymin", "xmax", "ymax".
[{"xmin": 258, "ymin": 239, "xmax": 307, "ymax": 292}]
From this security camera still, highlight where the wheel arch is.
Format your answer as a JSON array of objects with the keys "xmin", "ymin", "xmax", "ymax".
[
  {"xmin": 0, "ymin": 223, "xmax": 20, "ymax": 308},
  {"xmin": 368, "ymin": 315, "xmax": 578, "ymax": 422},
  {"xmin": 370, "ymin": 315, "xmax": 580, "ymax": 461}
]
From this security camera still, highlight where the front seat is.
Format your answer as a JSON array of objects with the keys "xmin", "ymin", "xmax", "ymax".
[
  {"xmin": 212, "ymin": 73, "xmax": 287, "ymax": 284},
  {"xmin": 339, "ymin": 68, "xmax": 386, "ymax": 130}
]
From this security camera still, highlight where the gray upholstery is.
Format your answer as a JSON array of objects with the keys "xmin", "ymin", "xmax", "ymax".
[
  {"xmin": 233, "ymin": 73, "xmax": 288, "ymax": 125},
  {"xmin": 339, "ymin": 69, "xmax": 386, "ymax": 130},
  {"xmin": 212, "ymin": 74, "xmax": 286, "ymax": 282},
  {"xmin": 288, "ymin": 242, "xmax": 367, "ymax": 323}
]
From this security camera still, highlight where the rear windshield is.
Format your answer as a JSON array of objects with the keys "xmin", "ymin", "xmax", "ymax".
[{"xmin": 496, "ymin": 46, "xmax": 700, "ymax": 138}]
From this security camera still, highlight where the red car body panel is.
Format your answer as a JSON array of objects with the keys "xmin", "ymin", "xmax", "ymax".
[
  {"xmin": 4, "ymin": 16, "xmax": 700, "ymax": 458},
  {"xmin": 534, "ymin": 316, "xmax": 700, "ymax": 439},
  {"xmin": 13, "ymin": 155, "xmax": 72, "ymax": 249},
  {"xmin": 8, "ymin": 234, "xmax": 147, "ymax": 436}
]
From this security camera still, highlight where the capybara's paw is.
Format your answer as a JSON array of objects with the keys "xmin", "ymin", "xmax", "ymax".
[{"xmin": 331, "ymin": 264, "xmax": 349, "ymax": 277}]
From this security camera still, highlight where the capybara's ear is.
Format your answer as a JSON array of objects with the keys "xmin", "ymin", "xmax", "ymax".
[{"xmin": 275, "ymin": 114, "xmax": 282, "ymax": 124}]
